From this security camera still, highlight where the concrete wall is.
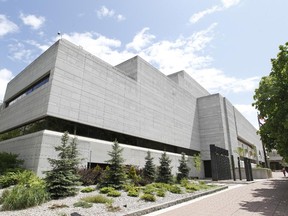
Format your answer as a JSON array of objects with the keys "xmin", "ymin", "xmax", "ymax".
[
  {"xmin": 197, "ymin": 94, "xmax": 226, "ymax": 160},
  {"xmin": 47, "ymin": 39, "xmax": 209, "ymax": 150},
  {"xmin": 0, "ymin": 42, "xmax": 58, "ymax": 132},
  {"xmin": 1, "ymin": 130, "xmax": 204, "ymax": 178},
  {"xmin": 0, "ymin": 131, "xmax": 44, "ymax": 174}
]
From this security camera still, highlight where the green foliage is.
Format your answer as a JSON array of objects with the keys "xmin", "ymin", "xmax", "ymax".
[
  {"xmin": 0, "ymin": 173, "xmax": 49, "ymax": 210},
  {"xmin": 156, "ymin": 152, "xmax": 173, "ymax": 183},
  {"xmin": 123, "ymin": 183, "xmax": 136, "ymax": 192},
  {"xmin": 193, "ymin": 153, "xmax": 201, "ymax": 172},
  {"xmin": 127, "ymin": 189, "xmax": 140, "ymax": 197},
  {"xmin": 143, "ymin": 185, "xmax": 157, "ymax": 195},
  {"xmin": 142, "ymin": 151, "xmax": 156, "ymax": 184},
  {"xmin": 78, "ymin": 165, "xmax": 103, "ymax": 186},
  {"xmin": 80, "ymin": 187, "xmax": 95, "ymax": 193},
  {"xmin": 140, "ymin": 194, "xmax": 156, "ymax": 202},
  {"xmin": 81, "ymin": 195, "xmax": 113, "ymax": 204},
  {"xmin": 0, "ymin": 172, "xmax": 19, "ymax": 188},
  {"xmin": 107, "ymin": 190, "xmax": 121, "ymax": 197},
  {"xmin": 0, "ymin": 152, "xmax": 24, "ymax": 175},
  {"xmin": 100, "ymin": 187, "xmax": 115, "ymax": 194},
  {"xmin": 128, "ymin": 166, "xmax": 141, "ymax": 185},
  {"xmin": 253, "ymin": 42, "xmax": 288, "ymax": 161},
  {"xmin": 0, "ymin": 170, "xmax": 40, "ymax": 188},
  {"xmin": 0, "ymin": 189, "xmax": 10, "ymax": 204},
  {"xmin": 105, "ymin": 140, "xmax": 126, "ymax": 189},
  {"xmin": 168, "ymin": 185, "xmax": 182, "ymax": 194},
  {"xmin": 156, "ymin": 189, "xmax": 166, "ymax": 197},
  {"xmin": 150, "ymin": 182, "xmax": 170, "ymax": 190},
  {"xmin": 73, "ymin": 201, "xmax": 93, "ymax": 208},
  {"xmin": 177, "ymin": 152, "xmax": 190, "ymax": 182},
  {"xmin": 44, "ymin": 131, "xmax": 81, "ymax": 199}
]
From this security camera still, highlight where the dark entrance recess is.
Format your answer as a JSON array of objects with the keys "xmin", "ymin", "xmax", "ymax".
[
  {"xmin": 204, "ymin": 160, "xmax": 212, "ymax": 178},
  {"xmin": 210, "ymin": 144, "xmax": 232, "ymax": 181}
]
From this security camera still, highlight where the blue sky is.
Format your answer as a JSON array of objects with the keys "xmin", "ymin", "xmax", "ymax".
[{"xmin": 1, "ymin": 0, "xmax": 288, "ymax": 128}]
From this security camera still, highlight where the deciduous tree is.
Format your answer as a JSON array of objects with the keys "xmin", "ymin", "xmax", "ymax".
[{"xmin": 253, "ymin": 42, "xmax": 288, "ymax": 161}]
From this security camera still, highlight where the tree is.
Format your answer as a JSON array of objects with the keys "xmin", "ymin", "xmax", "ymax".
[
  {"xmin": 156, "ymin": 151, "xmax": 173, "ymax": 183},
  {"xmin": 253, "ymin": 42, "xmax": 288, "ymax": 161},
  {"xmin": 44, "ymin": 131, "xmax": 81, "ymax": 199},
  {"xmin": 193, "ymin": 153, "xmax": 201, "ymax": 173},
  {"xmin": 177, "ymin": 152, "xmax": 190, "ymax": 182},
  {"xmin": 142, "ymin": 151, "xmax": 156, "ymax": 183},
  {"xmin": 105, "ymin": 139, "xmax": 126, "ymax": 189}
]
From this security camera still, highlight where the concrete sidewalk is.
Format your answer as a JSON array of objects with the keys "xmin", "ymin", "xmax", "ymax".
[{"xmin": 146, "ymin": 173, "xmax": 288, "ymax": 216}]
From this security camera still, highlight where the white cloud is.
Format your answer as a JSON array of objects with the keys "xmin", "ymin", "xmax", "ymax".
[
  {"xmin": 189, "ymin": 0, "xmax": 240, "ymax": 24},
  {"xmin": 190, "ymin": 6, "xmax": 220, "ymax": 24},
  {"xmin": 20, "ymin": 13, "xmax": 45, "ymax": 30},
  {"xmin": 116, "ymin": 14, "xmax": 126, "ymax": 22},
  {"xmin": 60, "ymin": 32, "xmax": 132, "ymax": 65},
  {"xmin": 221, "ymin": 0, "xmax": 240, "ymax": 8},
  {"xmin": 26, "ymin": 40, "xmax": 50, "ymax": 52},
  {"xmin": 8, "ymin": 41, "xmax": 34, "ymax": 63},
  {"xmin": 0, "ymin": 68, "xmax": 13, "ymax": 102},
  {"xmin": 126, "ymin": 28, "xmax": 155, "ymax": 52},
  {"xmin": 97, "ymin": 6, "xmax": 125, "ymax": 22},
  {"xmin": 234, "ymin": 104, "xmax": 259, "ymax": 129},
  {"xmin": 138, "ymin": 24, "xmax": 217, "ymax": 73},
  {"xmin": 0, "ymin": 14, "xmax": 18, "ymax": 37},
  {"xmin": 192, "ymin": 68, "xmax": 259, "ymax": 94},
  {"xmin": 56, "ymin": 24, "xmax": 257, "ymax": 95}
]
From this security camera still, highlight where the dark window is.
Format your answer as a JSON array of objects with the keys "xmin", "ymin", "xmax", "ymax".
[
  {"xmin": 6, "ymin": 73, "xmax": 50, "ymax": 107},
  {"xmin": 0, "ymin": 116, "xmax": 199, "ymax": 156}
]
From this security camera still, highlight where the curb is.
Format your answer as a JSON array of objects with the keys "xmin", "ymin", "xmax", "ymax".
[{"xmin": 124, "ymin": 185, "xmax": 228, "ymax": 216}]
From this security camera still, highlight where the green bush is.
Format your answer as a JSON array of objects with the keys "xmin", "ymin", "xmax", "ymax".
[
  {"xmin": 0, "ymin": 189, "xmax": 10, "ymax": 204},
  {"xmin": 1, "ymin": 180, "xmax": 49, "ymax": 210},
  {"xmin": 0, "ymin": 172, "xmax": 19, "ymax": 188},
  {"xmin": 151, "ymin": 183, "xmax": 170, "ymax": 190},
  {"xmin": 143, "ymin": 185, "xmax": 157, "ymax": 195},
  {"xmin": 140, "ymin": 194, "xmax": 156, "ymax": 202},
  {"xmin": 80, "ymin": 187, "xmax": 95, "ymax": 193},
  {"xmin": 156, "ymin": 189, "xmax": 166, "ymax": 197},
  {"xmin": 100, "ymin": 187, "xmax": 115, "ymax": 194},
  {"xmin": 81, "ymin": 195, "xmax": 113, "ymax": 204},
  {"xmin": 168, "ymin": 185, "xmax": 182, "ymax": 194},
  {"xmin": 127, "ymin": 189, "xmax": 140, "ymax": 197},
  {"xmin": 0, "ymin": 170, "xmax": 43, "ymax": 189},
  {"xmin": 73, "ymin": 201, "xmax": 93, "ymax": 208},
  {"xmin": 107, "ymin": 190, "xmax": 121, "ymax": 197},
  {"xmin": 185, "ymin": 184, "xmax": 200, "ymax": 192}
]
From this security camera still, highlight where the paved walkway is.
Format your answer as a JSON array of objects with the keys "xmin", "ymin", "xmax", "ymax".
[{"xmin": 146, "ymin": 172, "xmax": 288, "ymax": 216}]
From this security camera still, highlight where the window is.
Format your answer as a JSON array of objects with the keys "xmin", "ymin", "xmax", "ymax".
[{"xmin": 6, "ymin": 73, "xmax": 50, "ymax": 107}]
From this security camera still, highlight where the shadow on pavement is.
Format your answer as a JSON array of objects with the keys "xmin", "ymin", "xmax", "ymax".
[{"xmin": 239, "ymin": 178, "xmax": 288, "ymax": 215}]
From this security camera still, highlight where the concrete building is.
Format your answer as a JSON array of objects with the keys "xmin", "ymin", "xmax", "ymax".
[{"xmin": 0, "ymin": 39, "xmax": 264, "ymax": 178}]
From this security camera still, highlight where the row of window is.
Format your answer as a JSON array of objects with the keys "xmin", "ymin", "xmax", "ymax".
[
  {"xmin": 0, "ymin": 116, "xmax": 199, "ymax": 156},
  {"xmin": 6, "ymin": 74, "xmax": 50, "ymax": 107}
]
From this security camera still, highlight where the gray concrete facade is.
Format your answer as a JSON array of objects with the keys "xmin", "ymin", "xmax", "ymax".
[{"xmin": 0, "ymin": 39, "xmax": 264, "ymax": 178}]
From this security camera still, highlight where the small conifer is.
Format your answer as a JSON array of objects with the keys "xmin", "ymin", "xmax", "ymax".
[
  {"xmin": 142, "ymin": 151, "xmax": 156, "ymax": 183},
  {"xmin": 44, "ymin": 131, "xmax": 81, "ymax": 199},
  {"xmin": 105, "ymin": 139, "xmax": 126, "ymax": 189},
  {"xmin": 156, "ymin": 151, "xmax": 173, "ymax": 183},
  {"xmin": 177, "ymin": 152, "xmax": 190, "ymax": 181}
]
